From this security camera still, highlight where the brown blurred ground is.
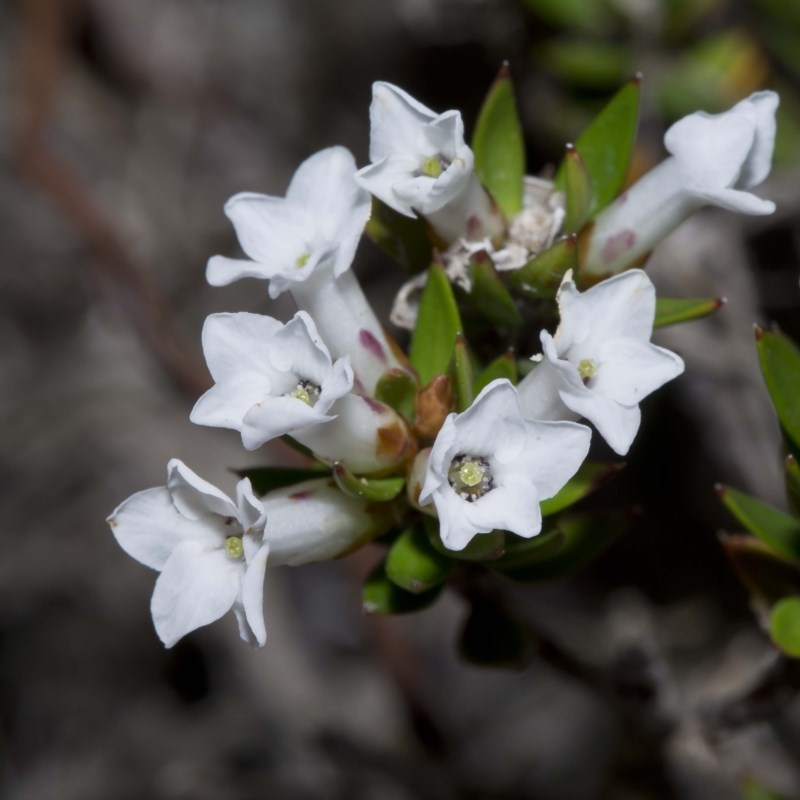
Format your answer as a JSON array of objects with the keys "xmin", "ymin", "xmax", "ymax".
[{"xmin": 3, "ymin": 1, "xmax": 800, "ymax": 798}]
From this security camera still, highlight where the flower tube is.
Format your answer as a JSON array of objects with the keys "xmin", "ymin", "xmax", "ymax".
[{"xmin": 582, "ymin": 91, "xmax": 778, "ymax": 277}]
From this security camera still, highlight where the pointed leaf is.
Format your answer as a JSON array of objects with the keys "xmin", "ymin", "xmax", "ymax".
[
  {"xmin": 365, "ymin": 197, "xmax": 433, "ymax": 274},
  {"xmin": 458, "ymin": 596, "xmax": 534, "ymax": 669},
  {"xmin": 235, "ymin": 465, "xmax": 327, "ymax": 495},
  {"xmin": 557, "ymin": 76, "xmax": 641, "ymax": 216},
  {"xmin": 721, "ymin": 534, "xmax": 800, "ymax": 608},
  {"xmin": 499, "ymin": 509, "xmax": 633, "ymax": 581},
  {"xmin": 562, "ymin": 144, "xmax": 592, "ymax": 233},
  {"xmin": 410, "ymin": 264, "xmax": 463, "ymax": 385},
  {"xmin": 756, "ymin": 326, "xmax": 800, "ymax": 460},
  {"xmin": 333, "ymin": 462, "xmax": 405, "ymax": 502},
  {"xmin": 451, "ymin": 333, "xmax": 475, "ymax": 413},
  {"xmin": 362, "ymin": 560, "xmax": 442, "ymax": 614},
  {"xmin": 468, "ymin": 253, "xmax": 522, "ymax": 328},
  {"xmin": 474, "ymin": 350, "xmax": 517, "ymax": 394},
  {"xmin": 473, "ymin": 63, "xmax": 525, "ymax": 218},
  {"xmin": 717, "ymin": 484, "xmax": 800, "ymax": 562},
  {"xmin": 654, "ymin": 297, "xmax": 726, "ymax": 328},
  {"xmin": 491, "ymin": 527, "xmax": 565, "ymax": 570},
  {"xmin": 786, "ymin": 455, "xmax": 800, "ymax": 517},
  {"xmin": 386, "ymin": 526, "xmax": 455, "ymax": 594},
  {"xmin": 540, "ymin": 460, "xmax": 625, "ymax": 516},
  {"xmin": 770, "ymin": 596, "xmax": 800, "ymax": 657},
  {"xmin": 375, "ymin": 368, "xmax": 419, "ymax": 423},
  {"xmin": 510, "ymin": 235, "xmax": 578, "ymax": 298}
]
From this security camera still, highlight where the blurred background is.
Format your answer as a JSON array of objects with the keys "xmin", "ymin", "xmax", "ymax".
[{"xmin": 3, "ymin": 0, "xmax": 800, "ymax": 797}]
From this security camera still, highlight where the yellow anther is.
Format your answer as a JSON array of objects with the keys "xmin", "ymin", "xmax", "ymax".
[
  {"xmin": 459, "ymin": 460, "xmax": 484, "ymax": 488},
  {"xmin": 422, "ymin": 156, "xmax": 443, "ymax": 178},
  {"xmin": 291, "ymin": 387, "xmax": 312, "ymax": 405},
  {"xmin": 225, "ymin": 536, "xmax": 244, "ymax": 559},
  {"xmin": 578, "ymin": 358, "xmax": 598, "ymax": 380},
  {"xmin": 295, "ymin": 252, "xmax": 311, "ymax": 268}
]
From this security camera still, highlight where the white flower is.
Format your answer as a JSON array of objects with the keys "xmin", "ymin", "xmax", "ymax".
[
  {"xmin": 206, "ymin": 146, "xmax": 402, "ymax": 393},
  {"xmin": 584, "ymin": 91, "xmax": 778, "ymax": 276},
  {"xmin": 419, "ymin": 379, "xmax": 591, "ymax": 551},
  {"xmin": 207, "ymin": 146, "xmax": 369, "ymax": 298},
  {"xmin": 262, "ymin": 478, "xmax": 394, "ymax": 566},
  {"xmin": 191, "ymin": 311, "xmax": 353, "ymax": 449},
  {"xmin": 355, "ymin": 82, "xmax": 503, "ymax": 245},
  {"xmin": 517, "ymin": 269, "xmax": 685, "ymax": 456},
  {"xmin": 107, "ymin": 459, "xmax": 269, "ymax": 648}
]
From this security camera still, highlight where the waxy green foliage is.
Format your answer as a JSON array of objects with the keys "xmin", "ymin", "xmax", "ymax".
[
  {"xmin": 474, "ymin": 350, "xmax": 517, "ymax": 394},
  {"xmin": 386, "ymin": 526, "xmax": 455, "ymax": 593},
  {"xmin": 561, "ymin": 144, "xmax": 592, "ymax": 234},
  {"xmin": 770, "ymin": 596, "xmax": 800, "ymax": 657},
  {"xmin": 467, "ymin": 254, "xmax": 522, "ymax": 328},
  {"xmin": 540, "ymin": 460, "xmax": 624, "ymax": 516},
  {"xmin": 510, "ymin": 235, "xmax": 578, "ymax": 298},
  {"xmin": 365, "ymin": 197, "xmax": 432, "ymax": 274},
  {"xmin": 374, "ymin": 368, "xmax": 419, "ymax": 424},
  {"xmin": 654, "ymin": 297, "xmax": 726, "ymax": 328},
  {"xmin": 473, "ymin": 64, "xmax": 526, "ymax": 219},
  {"xmin": 362, "ymin": 560, "xmax": 442, "ymax": 614},
  {"xmin": 333, "ymin": 462, "xmax": 405, "ymax": 502}
]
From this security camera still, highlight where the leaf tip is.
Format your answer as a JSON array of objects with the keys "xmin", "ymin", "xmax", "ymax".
[
  {"xmin": 716, "ymin": 297, "xmax": 728, "ymax": 309},
  {"xmin": 754, "ymin": 323, "xmax": 765, "ymax": 341},
  {"xmin": 497, "ymin": 60, "xmax": 511, "ymax": 79},
  {"xmin": 631, "ymin": 71, "xmax": 643, "ymax": 86},
  {"xmin": 714, "ymin": 483, "xmax": 727, "ymax": 498}
]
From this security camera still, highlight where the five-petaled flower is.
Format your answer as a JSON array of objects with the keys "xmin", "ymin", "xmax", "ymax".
[
  {"xmin": 356, "ymin": 82, "xmax": 503, "ymax": 245},
  {"xmin": 107, "ymin": 459, "xmax": 269, "ymax": 648},
  {"xmin": 419, "ymin": 379, "xmax": 591, "ymax": 551},
  {"xmin": 584, "ymin": 91, "xmax": 778, "ymax": 276},
  {"xmin": 517, "ymin": 269, "xmax": 685, "ymax": 456}
]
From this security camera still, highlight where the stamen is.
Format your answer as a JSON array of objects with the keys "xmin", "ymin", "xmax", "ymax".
[
  {"xmin": 421, "ymin": 155, "xmax": 449, "ymax": 179},
  {"xmin": 448, "ymin": 454, "xmax": 494, "ymax": 502},
  {"xmin": 295, "ymin": 252, "xmax": 311, "ymax": 268},
  {"xmin": 578, "ymin": 358, "xmax": 598, "ymax": 384},
  {"xmin": 289, "ymin": 379, "xmax": 321, "ymax": 407},
  {"xmin": 225, "ymin": 536, "xmax": 244, "ymax": 559}
]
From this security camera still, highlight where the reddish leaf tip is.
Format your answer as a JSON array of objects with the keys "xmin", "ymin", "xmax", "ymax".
[
  {"xmin": 716, "ymin": 297, "xmax": 728, "ymax": 308},
  {"xmin": 714, "ymin": 483, "xmax": 727, "ymax": 497},
  {"xmin": 753, "ymin": 324, "xmax": 765, "ymax": 340},
  {"xmin": 631, "ymin": 71, "xmax": 643, "ymax": 86}
]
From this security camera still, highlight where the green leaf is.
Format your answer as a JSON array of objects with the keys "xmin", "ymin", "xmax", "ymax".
[
  {"xmin": 717, "ymin": 484, "xmax": 800, "ymax": 562},
  {"xmin": 468, "ymin": 253, "xmax": 522, "ymax": 328},
  {"xmin": 425, "ymin": 517, "xmax": 505, "ymax": 561},
  {"xmin": 451, "ymin": 333, "xmax": 475, "ymax": 412},
  {"xmin": 557, "ymin": 76, "xmax": 641, "ymax": 216},
  {"xmin": 458, "ymin": 596, "xmax": 534, "ymax": 669},
  {"xmin": 385, "ymin": 526, "xmax": 455, "ymax": 594},
  {"xmin": 365, "ymin": 197, "xmax": 433, "ymax": 274},
  {"xmin": 472, "ymin": 63, "xmax": 525, "ymax": 218},
  {"xmin": 362, "ymin": 560, "xmax": 442, "ymax": 615},
  {"xmin": 332, "ymin": 462, "xmax": 405, "ymax": 502},
  {"xmin": 491, "ymin": 527, "xmax": 565, "ymax": 570},
  {"xmin": 499, "ymin": 509, "xmax": 632, "ymax": 581},
  {"xmin": 561, "ymin": 144, "xmax": 592, "ymax": 233},
  {"xmin": 537, "ymin": 38, "xmax": 631, "ymax": 88},
  {"xmin": 540, "ymin": 461, "xmax": 624, "ymax": 517},
  {"xmin": 474, "ymin": 350, "xmax": 517, "ymax": 394},
  {"xmin": 654, "ymin": 297, "xmax": 726, "ymax": 327},
  {"xmin": 756, "ymin": 326, "xmax": 800, "ymax": 460},
  {"xmin": 510, "ymin": 235, "xmax": 578, "ymax": 298},
  {"xmin": 770, "ymin": 596, "xmax": 800, "ymax": 657},
  {"xmin": 786, "ymin": 455, "xmax": 800, "ymax": 517},
  {"xmin": 375, "ymin": 368, "xmax": 419, "ymax": 423},
  {"xmin": 721, "ymin": 534, "xmax": 800, "ymax": 608},
  {"xmin": 409, "ymin": 264, "xmax": 463, "ymax": 385},
  {"xmin": 519, "ymin": 0, "xmax": 615, "ymax": 32},
  {"xmin": 234, "ymin": 466, "xmax": 327, "ymax": 495}
]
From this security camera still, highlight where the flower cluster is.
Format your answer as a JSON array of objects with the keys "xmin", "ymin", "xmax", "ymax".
[{"xmin": 109, "ymin": 76, "xmax": 777, "ymax": 650}]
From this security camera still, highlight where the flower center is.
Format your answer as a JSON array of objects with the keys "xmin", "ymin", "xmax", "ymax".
[
  {"xmin": 295, "ymin": 252, "xmax": 311, "ymax": 268},
  {"xmin": 289, "ymin": 379, "xmax": 321, "ymax": 407},
  {"xmin": 421, "ymin": 155, "xmax": 449, "ymax": 179},
  {"xmin": 577, "ymin": 358, "xmax": 598, "ymax": 384},
  {"xmin": 225, "ymin": 536, "xmax": 244, "ymax": 559},
  {"xmin": 448, "ymin": 454, "xmax": 493, "ymax": 503}
]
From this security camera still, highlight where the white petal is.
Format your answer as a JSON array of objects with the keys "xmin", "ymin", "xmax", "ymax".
[
  {"xmin": 268, "ymin": 311, "xmax": 333, "ymax": 381},
  {"xmin": 206, "ymin": 255, "xmax": 273, "ymax": 287},
  {"xmin": 200, "ymin": 313, "xmax": 283, "ymax": 383},
  {"xmin": 593, "ymin": 338, "xmax": 685, "ymax": 406},
  {"xmin": 434, "ymin": 486, "xmax": 482, "ymax": 551},
  {"xmin": 239, "ymin": 540, "xmax": 269, "ymax": 647},
  {"xmin": 108, "ymin": 487, "xmax": 219, "ymax": 570},
  {"xmin": 516, "ymin": 357, "xmax": 578, "ymax": 422},
  {"xmin": 236, "ymin": 479, "xmax": 267, "ymax": 533},
  {"xmin": 241, "ymin": 395, "xmax": 334, "ymax": 450},
  {"xmin": 166, "ymin": 459, "xmax": 238, "ymax": 521},
  {"xmin": 316, "ymin": 356, "xmax": 354, "ymax": 415},
  {"xmin": 423, "ymin": 110, "xmax": 467, "ymax": 162},
  {"xmin": 190, "ymin": 372, "xmax": 272, "ymax": 431},
  {"xmin": 151, "ymin": 541, "xmax": 241, "ymax": 648},
  {"xmin": 465, "ymin": 474, "xmax": 543, "ymax": 539},
  {"xmin": 369, "ymin": 82, "xmax": 436, "ymax": 163},
  {"xmin": 731, "ymin": 91, "xmax": 779, "ymax": 189},
  {"xmin": 355, "ymin": 156, "xmax": 422, "ymax": 217},
  {"xmin": 560, "ymin": 390, "xmax": 641, "ymax": 456},
  {"xmin": 688, "ymin": 187, "xmax": 775, "ymax": 215}
]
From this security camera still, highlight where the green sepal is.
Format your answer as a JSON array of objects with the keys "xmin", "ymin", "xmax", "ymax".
[
  {"xmin": 472, "ymin": 63, "xmax": 525, "ymax": 219},
  {"xmin": 468, "ymin": 253, "xmax": 522, "ymax": 328},
  {"xmin": 362, "ymin": 560, "xmax": 442, "ymax": 615},
  {"xmin": 654, "ymin": 297, "xmax": 726, "ymax": 328},
  {"xmin": 510, "ymin": 235, "xmax": 578, "ymax": 298},
  {"xmin": 375, "ymin": 368, "xmax": 419, "ymax": 423},
  {"xmin": 556, "ymin": 75, "xmax": 641, "ymax": 216},
  {"xmin": 540, "ymin": 460, "xmax": 624, "ymax": 517},
  {"xmin": 756, "ymin": 325, "xmax": 800, "ymax": 461},
  {"xmin": 721, "ymin": 534, "xmax": 800, "ymax": 608},
  {"xmin": 561, "ymin": 144, "xmax": 592, "ymax": 234},
  {"xmin": 410, "ymin": 264, "xmax": 463, "ymax": 385},
  {"xmin": 458, "ymin": 595, "xmax": 534, "ymax": 670},
  {"xmin": 235, "ymin": 465, "xmax": 328, "ymax": 495},
  {"xmin": 451, "ymin": 333, "xmax": 475, "ymax": 413},
  {"xmin": 490, "ymin": 527, "xmax": 565, "ymax": 570},
  {"xmin": 425, "ymin": 517, "xmax": 506, "ymax": 561},
  {"xmin": 786, "ymin": 455, "xmax": 800, "ymax": 517},
  {"xmin": 499, "ymin": 509, "xmax": 633, "ymax": 581},
  {"xmin": 385, "ymin": 526, "xmax": 456, "ymax": 594},
  {"xmin": 770, "ymin": 596, "xmax": 800, "ymax": 658},
  {"xmin": 474, "ymin": 350, "xmax": 517, "ymax": 394},
  {"xmin": 717, "ymin": 484, "xmax": 800, "ymax": 563},
  {"xmin": 365, "ymin": 197, "xmax": 433, "ymax": 274},
  {"xmin": 332, "ymin": 462, "xmax": 405, "ymax": 502}
]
